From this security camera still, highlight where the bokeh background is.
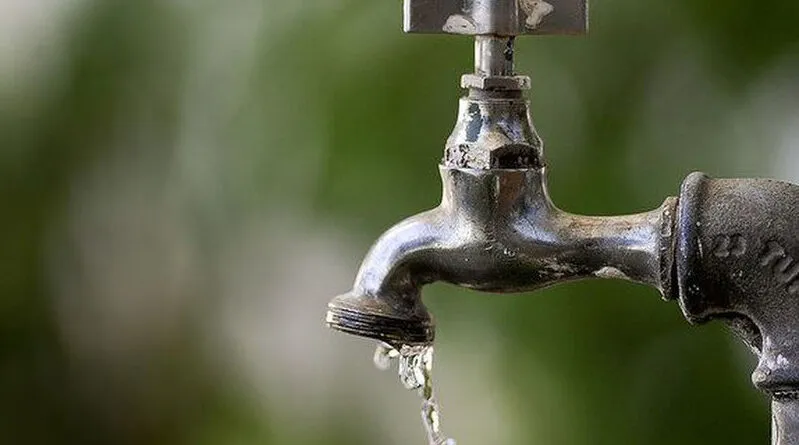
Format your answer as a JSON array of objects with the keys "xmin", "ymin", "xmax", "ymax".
[{"xmin": 3, "ymin": 0, "xmax": 799, "ymax": 444}]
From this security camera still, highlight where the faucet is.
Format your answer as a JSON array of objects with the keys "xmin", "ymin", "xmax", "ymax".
[{"xmin": 325, "ymin": 1, "xmax": 799, "ymax": 443}]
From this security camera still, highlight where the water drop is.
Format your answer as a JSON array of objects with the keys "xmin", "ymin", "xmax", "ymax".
[
  {"xmin": 372, "ymin": 343, "xmax": 456, "ymax": 445},
  {"xmin": 374, "ymin": 342, "xmax": 399, "ymax": 370}
]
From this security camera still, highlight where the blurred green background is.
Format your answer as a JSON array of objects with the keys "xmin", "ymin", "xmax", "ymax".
[{"xmin": 3, "ymin": 0, "xmax": 799, "ymax": 444}]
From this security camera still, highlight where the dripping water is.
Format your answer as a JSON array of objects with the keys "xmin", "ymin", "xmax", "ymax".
[{"xmin": 374, "ymin": 342, "xmax": 456, "ymax": 445}]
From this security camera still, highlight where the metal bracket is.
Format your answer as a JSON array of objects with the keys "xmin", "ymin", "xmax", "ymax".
[{"xmin": 404, "ymin": 0, "xmax": 588, "ymax": 36}]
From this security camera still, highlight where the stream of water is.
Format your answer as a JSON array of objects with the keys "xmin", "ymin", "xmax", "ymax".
[{"xmin": 374, "ymin": 342, "xmax": 456, "ymax": 445}]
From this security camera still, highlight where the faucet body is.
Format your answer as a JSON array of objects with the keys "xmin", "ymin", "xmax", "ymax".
[
  {"xmin": 326, "ymin": 1, "xmax": 799, "ymax": 443},
  {"xmin": 327, "ymin": 83, "xmax": 675, "ymax": 346},
  {"xmin": 327, "ymin": 164, "xmax": 675, "ymax": 345}
]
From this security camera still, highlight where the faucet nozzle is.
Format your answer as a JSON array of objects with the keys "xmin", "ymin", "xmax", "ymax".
[{"xmin": 326, "ymin": 292, "xmax": 435, "ymax": 346}]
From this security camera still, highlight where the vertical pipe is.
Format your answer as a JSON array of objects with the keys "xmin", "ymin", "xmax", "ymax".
[
  {"xmin": 773, "ymin": 399, "xmax": 799, "ymax": 445},
  {"xmin": 474, "ymin": 35, "xmax": 515, "ymax": 76}
]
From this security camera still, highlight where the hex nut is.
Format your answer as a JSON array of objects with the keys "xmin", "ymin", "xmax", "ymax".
[{"xmin": 461, "ymin": 74, "xmax": 531, "ymax": 91}]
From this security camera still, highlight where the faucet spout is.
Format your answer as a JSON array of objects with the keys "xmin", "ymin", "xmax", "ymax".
[
  {"xmin": 324, "ymin": 208, "xmax": 446, "ymax": 346},
  {"xmin": 326, "ymin": 166, "xmax": 676, "ymax": 346}
]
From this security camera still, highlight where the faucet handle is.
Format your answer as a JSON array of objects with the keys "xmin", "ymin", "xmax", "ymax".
[{"xmin": 404, "ymin": 0, "xmax": 588, "ymax": 36}]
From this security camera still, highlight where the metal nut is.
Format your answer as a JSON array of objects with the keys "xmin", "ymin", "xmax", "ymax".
[{"xmin": 461, "ymin": 74, "xmax": 531, "ymax": 91}]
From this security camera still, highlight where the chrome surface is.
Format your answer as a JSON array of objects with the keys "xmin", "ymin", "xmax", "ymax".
[{"xmin": 326, "ymin": 166, "xmax": 676, "ymax": 346}]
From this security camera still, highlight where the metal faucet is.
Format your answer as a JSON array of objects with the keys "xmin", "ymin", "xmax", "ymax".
[{"xmin": 325, "ymin": 1, "xmax": 799, "ymax": 442}]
